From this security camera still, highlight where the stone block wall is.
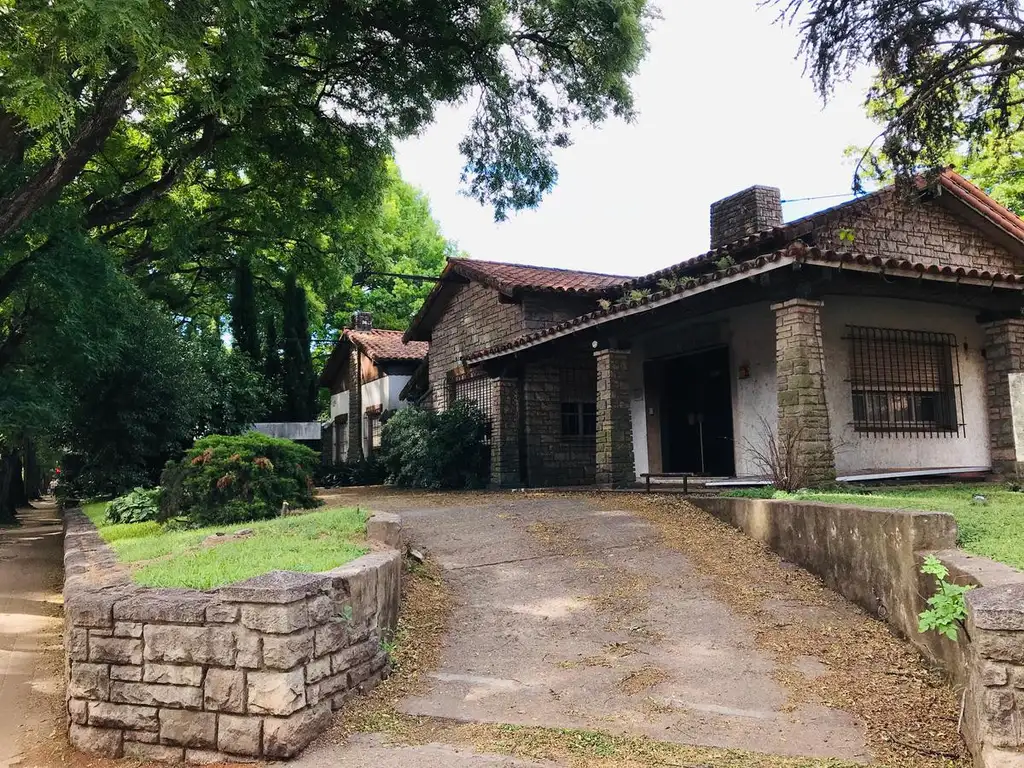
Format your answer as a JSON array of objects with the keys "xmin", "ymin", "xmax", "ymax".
[
  {"xmin": 522, "ymin": 359, "xmax": 597, "ymax": 487},
  {"xmin": 63, "ymin": 510, "xmax": 402, "ymax": 764},
  {"xmin": 812, "ymin": 189, "xmax": 1022, "ymax": 273}
]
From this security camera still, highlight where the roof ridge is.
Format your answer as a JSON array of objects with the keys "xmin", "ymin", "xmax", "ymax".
[{"xmin": 449, "ymin": 256, "xmax": 632, "ymax": 280}]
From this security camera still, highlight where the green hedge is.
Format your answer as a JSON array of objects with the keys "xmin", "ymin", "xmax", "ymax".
[
  {"xmin": 159, "ymin": 432, "xmax": 319, "ymax": 526},
  {"xmin": 379, "ymin": 400, "xmax": 489, "ymax": 489}
]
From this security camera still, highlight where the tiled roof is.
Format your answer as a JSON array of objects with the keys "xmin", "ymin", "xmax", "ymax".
[
  {"xmin": 464, "ymin": 243, "xmax": 1024, "ymax": 364},
  {"xmin": 628, "ymin": 169, "xmax": 1024, "ymax": 291},
  {"xmin": 346, "ymin": 329, "xmax": 428, "ymax": 361},
  {"xmin": 448, "ymin": 258, "xmax": 631, "ymax": 294},
  {"xmin": 404, "ymin": 258, "xmax": 633, "ymax": 342},
  {"xmin": 925, "ymin": 168, "xmax": 1024, "ymax": 244}
]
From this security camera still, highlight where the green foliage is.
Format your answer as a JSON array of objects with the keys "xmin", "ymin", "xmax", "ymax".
[
  {"xmin": 713, "ymin": 255, "xmax": 735, "ymax": 271},
  {"xmin": 379, "ymin": 401, "xmax": 489, "ymax": 489},
  {"xmin": 230, "ymin": 257, "xmax": 261, "ymax": 362},
  {"xmin": 918, "ymin": 555, "xmax": 974, "ymax": 642},
  {"xmin": 106, "ymin": 487, "xmax": 161, "ymax": 525},
  {"xmin": 316, "ymin": 457, "xmax": 388, "ymax": 488},
  {"xmin": 721, "ymin": 486, "xmax": 778, "ymax": 499},
  {"xmin": 159, "ymin": 432, "xmax": 320, "ymax": 527},
  {"xmin": 775, "ymin": 0, "xmax": 1024, "ymax": 189},
  {"xmin": 282, "ymin": 273, "xmax": 317, "ymax": 421}
]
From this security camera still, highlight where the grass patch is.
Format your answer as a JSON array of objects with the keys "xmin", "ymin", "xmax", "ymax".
[
  {"xmin": 83, "ymin": 502, "xmax": 368, "ymax": 589},
  {"xmin": 766, "ymin": 484, "xmax": 1024, "ymax": 571}
]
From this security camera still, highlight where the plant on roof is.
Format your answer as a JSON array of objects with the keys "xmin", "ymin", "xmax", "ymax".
[{"xmin": 657, "ymin": 277, "xmax": 680, "ymax": 292}]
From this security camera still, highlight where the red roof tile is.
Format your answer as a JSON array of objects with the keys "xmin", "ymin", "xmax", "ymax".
[
  {"xmin": 448, "ymin": 258, "xmax": 630, "ymax": 294},
  {"xmin": 346, "ymin": 329, "xmax": 428, "ymax": 362},
  {"xmin": 464, "ymin": 243, "xmax": 1024, "ymax": 364}
]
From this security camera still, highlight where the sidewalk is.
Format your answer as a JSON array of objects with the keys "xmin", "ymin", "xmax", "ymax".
[{"xmin": 0, "ymin": 501, "xmax": 65, "ymax": 767}]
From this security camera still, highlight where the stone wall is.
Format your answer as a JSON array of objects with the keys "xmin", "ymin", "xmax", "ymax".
[
  {"xmin": 63, "ymin": 510, "xmax": 402, "ymax": 763},
  {"xmin": 691, "ymin": 496, "xmax": 1024, "ymax": 767},
  {"xmin": 772, "ymin": 299, "xmax": 835, "ymax": 484},
  {"xmin": 812, "ymin": 190, "xmax": 1022, "ymax": 273},
  {"xmin": 984, "ymin": 318, "xmax": 1024, "ymax": 478},
  {"xmin": 522, "ymin": 360, "xmax": 596, "ymax": 487},
  {"xmin": 595, "ymin": 348, "xmax": 634, "ymax": 487}
]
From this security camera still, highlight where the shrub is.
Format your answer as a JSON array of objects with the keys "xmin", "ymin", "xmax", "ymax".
[
  {"xmin": 379, "ymin": 400, "xmax": 489, "ymax": 489},
  {"xmin": 314, "ymin": 456, "xmax": 388, "ymax": 488},
  {"xmin": 106, "ymin": 487, "xmax": 162, "ymax": 524},
  {"xmin": 159, "ymin": 432, "xmax": 319, "ymax": 526}
]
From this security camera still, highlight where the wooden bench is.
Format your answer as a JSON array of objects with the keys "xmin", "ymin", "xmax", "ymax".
[{"xmin": 640, "ymin": 472, "xmax": 695, "ymax": 493}]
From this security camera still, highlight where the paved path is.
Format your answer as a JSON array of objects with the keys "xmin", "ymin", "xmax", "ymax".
[
  {"xmin": 0, "ymin": 501, "xmax": 65, "ymax": 768},
  {"xmin": 298, "ymin": 493, "xmax": 871, "ymax": 766}
]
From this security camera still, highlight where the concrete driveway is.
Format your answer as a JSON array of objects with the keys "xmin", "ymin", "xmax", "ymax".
[{"xmin": 296, "ymin": 492, "xmax": 875, "ymax": 766}]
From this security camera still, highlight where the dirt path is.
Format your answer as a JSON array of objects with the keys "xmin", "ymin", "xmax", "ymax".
[
  {"xmin": 0, "ymin": 501, "xmax": 65, "ymax": 768},
  {"xmin": 301, "ymin": 490, "xmax": 965, "ymax": 767}
]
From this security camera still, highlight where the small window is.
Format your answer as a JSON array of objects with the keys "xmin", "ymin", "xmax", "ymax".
[
  {"xmin": 561, "ymin": 402, "xmax": 597, "ymax": 437},
  {"xmin": 847, "ymin": 326, "xmax": 962, "ymax": 436}
]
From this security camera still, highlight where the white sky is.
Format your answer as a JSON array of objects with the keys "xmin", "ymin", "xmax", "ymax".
[{"xmin": 394, "ymin": 0, "xmax": 880, "ymax": 278}]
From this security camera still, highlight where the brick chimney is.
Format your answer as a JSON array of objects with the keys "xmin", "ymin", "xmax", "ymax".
[
  {"xmin": 709, "ymin": 185, "xmax": 783, "ymax": 249},
  {"xmin": 350, "ymin": 311, "xmax": 373, "ymax": 331}
]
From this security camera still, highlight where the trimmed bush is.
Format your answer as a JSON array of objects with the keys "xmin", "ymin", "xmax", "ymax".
[
  {"xmin": 106, "ymin": 487, "xmax": 161, "ymax": 524},
  {"xmin": 159, "ymin": 432, "xmax": 319, "ymax": 526},
  {"xmin": 379, "ymin": 400, "xmax": 489, "ymax": 489},
  {"xmin": 315, "ymin": 456, "xmax": 387, "ymax": 488}
]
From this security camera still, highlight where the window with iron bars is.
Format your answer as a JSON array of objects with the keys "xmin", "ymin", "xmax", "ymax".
[
  {"xmin": 366, "ymin": 407, "xmax": 383, "ymax": 452},
  {"xmin": 846, "ymin": 325, "xmax": 964, "ymax": 437},
  {"xmin": 448, "ymin": 370, "xmax": 495, "ymax": 443}
]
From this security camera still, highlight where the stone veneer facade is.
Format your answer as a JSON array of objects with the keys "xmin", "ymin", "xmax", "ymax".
[
  {"xmin": 63, "ymin": 510, "xmax": 402, "ymax": 763},
  {"xmin": 772, "ymin": 299, "xmax": 836, "ymax": 485},
  {"xmin": 984, "ymin": 318, "xmax": 1024, "ymax": 478},
  {"xmin": 594, "ymin": 349, "xmax": 634, "ymax": 487}
]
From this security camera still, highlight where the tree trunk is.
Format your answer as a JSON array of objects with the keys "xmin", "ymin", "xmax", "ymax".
[
  {"xmin": 23, "ymin": 441, "xmax": 42, "ymax": 500},
  {"xmin": 10, "ymin": 452, "xmax": 27, "ymax": 508},
  {"xmin": 0, "ymin": 453, "xmax": 18, "ymax": 524}
]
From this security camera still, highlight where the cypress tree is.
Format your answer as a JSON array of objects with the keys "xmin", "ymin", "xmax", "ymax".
[
  {"xmin": 263, "ymin": 316, "xmax": 284, "ymax": 420},
  {"xmin": 229, "ymin": 257, "xmax": 261, "ymax": 361},
  {"xmin": 281, "ymin": 274, "xmax": 316, "ymax": 421}
]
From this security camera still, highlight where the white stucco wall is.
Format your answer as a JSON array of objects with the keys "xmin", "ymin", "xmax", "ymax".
[
  {"xmin": 628, "ymin": 303, "xmax": 776, "ymax": 479},
  {"xmin": 329, "ymin": 374, "xmax": 414, "ymax": 459},
  {"xmin": 329, "ymin": 391, "xmax": 349, "ymax": 421},
  {"xmin": 821, "ymin": 296, "xmax": 990, "ymax": 474},
  {"xmin": 626, "ymin": 295, "xmax": 988, "ymax": 479}
]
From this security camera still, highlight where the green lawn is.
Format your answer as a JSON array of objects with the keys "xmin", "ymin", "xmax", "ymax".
[
  {"xmin": 767, "ymin": 485, "xmax": 1024, "ymax": 571},
  {"xmin": 82, "ymin": 502, "xmax": 368, "ymax": 589}
]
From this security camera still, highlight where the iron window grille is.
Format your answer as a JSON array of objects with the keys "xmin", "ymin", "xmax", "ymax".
[
  {"xmin": 845, "ymin": 325, "xmax": 964, "ymax": 437},
  {"xmin": 447, "ymin": 369, "xmax": 496, "ymax": 444}
]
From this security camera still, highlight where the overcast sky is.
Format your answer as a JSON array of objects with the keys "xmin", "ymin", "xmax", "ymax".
[{"xmin": 394, "ymin": 0, "xmax": 879, "ymax": 278}]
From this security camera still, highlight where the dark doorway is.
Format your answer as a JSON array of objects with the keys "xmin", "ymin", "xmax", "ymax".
[{"xmin": 660, "ymin": 346, "xmax": 735, "ymax": 476}]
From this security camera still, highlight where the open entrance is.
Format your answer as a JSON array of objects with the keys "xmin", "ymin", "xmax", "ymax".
[{"xmin": 659, "ymin": 346, "xmax": 735, "ymax": 476}]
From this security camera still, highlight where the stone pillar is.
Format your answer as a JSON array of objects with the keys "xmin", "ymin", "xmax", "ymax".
[
  {"xmin": 965, "ymin": 584, "xmax": 1024, "ymax": 767},
  {"xmin": 347, "ymin": 346, "xmax": 362, "ymax": 461},
  {"xmin": 490, "ymin": 378, "xmax": 521, "ymax": 488},
  {"xmin": 771, "ymin": 299, "xmax": 835, "ymax": 485},
  {"xmin": 595, "ymin": 348, "xmax": 635, "ymax": 487},
  {"xmin": 984, "ymin": 319, "xmax": 1024, "ymax": 478}
]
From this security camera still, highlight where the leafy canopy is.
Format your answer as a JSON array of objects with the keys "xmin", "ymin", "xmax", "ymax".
[{"xmin": 774, "ymin": 0, "xmax": 1024, "ymax": 189}]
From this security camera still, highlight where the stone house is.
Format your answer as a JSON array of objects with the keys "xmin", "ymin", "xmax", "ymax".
[
  {"xmin": 319, "ymin": 314, "xmax": 428, "ymax": 462},
  {"xmin": 405, "ymin": 169, "xmax": 1024, "ymax": 487}
]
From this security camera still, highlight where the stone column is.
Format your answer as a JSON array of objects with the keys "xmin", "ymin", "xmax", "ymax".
[
  {"xmin": 965, "ymin": 584, "xmax": 1024, "ymax": 766},
  {"xmin": 490, "ymin": 378, "xmax": 521, "ymax": 488},
  {"xmin": 347, "ymin": 346, "xmax": 362, "ymax": 461},
  {"xmin": 595, "ymin": 348, "xmax": 635, "ymax": 487},
  {"xmin": 983, "ymin": 319, "xmax": 1024, "ymax": 478},
  {"xmin": 771, "ymin": 299, "xmax": 835, "ymax": 485}
]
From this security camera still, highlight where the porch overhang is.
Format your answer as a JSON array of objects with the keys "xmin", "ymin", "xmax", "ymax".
[{"xmin": 465, "ymin": 245, "xmax": 1024, "ymax": 365}]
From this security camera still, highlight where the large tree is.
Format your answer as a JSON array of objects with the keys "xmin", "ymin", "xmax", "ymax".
[{"xmin": 775, "ymin": 0, "xmax": 1024, "ymax": 187}]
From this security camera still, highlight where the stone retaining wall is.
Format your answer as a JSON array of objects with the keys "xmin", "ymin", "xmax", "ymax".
[
  {"xmin": 691, "ymin": 496, "xmax": 1024, "ymax": 767},
  {"xmin": 63, "ymin": 509, "xmax": 403, "ymax": 763}
]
